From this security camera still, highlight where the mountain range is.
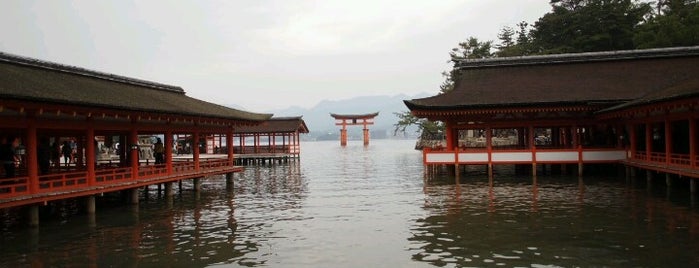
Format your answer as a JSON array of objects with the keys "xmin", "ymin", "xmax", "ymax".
[{"xmin": 231, "ymin": 92, "xmax": 431, "ymax": 140}]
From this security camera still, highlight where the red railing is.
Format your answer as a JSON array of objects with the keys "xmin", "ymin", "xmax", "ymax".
[
  {"xmin": 0, "ymin": 177, "xmax": 29, "ymax": 198},
  {"xmin": 138, "ymin": 164, "xmax": 168, "ymax": 179},
  {"xmin": 172, "ymin": 160, "xmax": 196, "ymax": 173},
  {"xmin": 95, "ymin": 167, "xmax": 132, "ymax": 185},
  {"xmin": 200, "ymin": 158, "xmax": 229, "ymax": 169},
  {"xmin": 0, "ymin": 157, "xmax": 240, "ymax": 202},
  {"xmin": 38, "ymin": 171, "xmax": 88, "ymax": 193}
]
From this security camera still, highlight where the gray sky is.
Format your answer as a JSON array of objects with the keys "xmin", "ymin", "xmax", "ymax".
[{"xmin": 1, "ymin": 0, "xmax": 551, "ymax": 112}]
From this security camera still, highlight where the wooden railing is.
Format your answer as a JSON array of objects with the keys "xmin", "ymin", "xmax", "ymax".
[
  {"xmin": 138, "ymin": 164, "xmax": 167, "ymax": 179},
  {"xmin": 37, "ymin": 171, "xmax": 89, "ymax": 193},
  {"xmin": 0, "ymin": 157, "xmax": 240, "ymax": 201},
  {"xmin": 0, "ymin": 177, "xmax": 29, "ymax": 198},
  {"xmin": 95, "ymin": 167, "xmax": 132, "ymax": 185}
]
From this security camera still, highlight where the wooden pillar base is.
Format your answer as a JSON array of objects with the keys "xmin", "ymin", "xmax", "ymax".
[
  {"xmin": 193, "ymin": 177, "xmax": 202, "ymax": 192},
  {"xmin": 129, "ymin": 188, "xmax": 139, "ymax": 205},
  {"xmin": 691, "ymin": 179, "xmax": 697, "ymax": 194},
  {"xmin": 28, "ymin": 205, "xmax": 40, "ymax": 228},
  {"xmin": 86, "ymin": 195, "xmax": 96, "ymax": 214},
  {"xmin": 646, "ymin": 171, "xmax": 653, "ymax": 186},
  {"xmin": 666, "ymin": 173, "xmax": 672, "ymax": 187},
  {"xmin": 165, "ymin": 182, "xmax": 174, "ymax": 197},
  {"xmin": 226, "ymin": 173, "xmax": 234, "ymax": 187}
]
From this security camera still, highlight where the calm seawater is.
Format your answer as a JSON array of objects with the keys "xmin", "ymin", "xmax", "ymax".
[{"xmin": 2, "ymin": 139, "xmax": 699, "ymax": 267}]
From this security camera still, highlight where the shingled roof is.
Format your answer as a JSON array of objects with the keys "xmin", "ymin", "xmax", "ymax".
[
  {"xmin": 235, "ymin": 116, "xmax": 309, "ymax": 134},
  {"xmin": 0, "ymin": 52, "xmax": 272, "ymax": 122},
  {"xmin": 404, "ymin": 46, "xmax": 699, "ymax": 111},
  {"xmin": 599, "ymin": 78, "xmax": 699, "ymax": 113}
]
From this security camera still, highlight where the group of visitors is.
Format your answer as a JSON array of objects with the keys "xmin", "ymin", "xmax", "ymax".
[{"xmin": 0, "ymin": 136, "xmax": 80, "ymax": 178}]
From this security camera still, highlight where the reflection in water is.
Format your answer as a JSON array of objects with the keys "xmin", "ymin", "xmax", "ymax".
[
  {"xmin": 0, "ymin": 163, "xmax": 306, "ymax": 267},
  {"xmin": 410, "ymin": 174, "xmax": 699, "ymax": 267},
  {"xmin": 1, "ymin": 140, "xmax": 699, "ymax": 267}
]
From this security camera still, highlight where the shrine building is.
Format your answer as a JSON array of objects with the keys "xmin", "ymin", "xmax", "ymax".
[
  {"xmin": 404, "ymin": 46, "xmax": 699, "ymax": 190},
  {"xmin": 0, "ymin": 52, "xmax": 271, "ymax": 225},
  {"xmin": 232, "ymin": 116, "xmax": 309, "ymax": 164}
]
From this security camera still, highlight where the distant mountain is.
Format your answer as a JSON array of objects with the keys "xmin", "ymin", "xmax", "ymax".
[{"xmin": 265, "ymin": 92, "xmax": 432, "ymax": 140}]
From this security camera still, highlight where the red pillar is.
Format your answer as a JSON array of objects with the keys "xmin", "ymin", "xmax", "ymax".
[
  {"xmin": 165, "ymin": 129, "xmax": 173, "ymax": 175},
  {"xmin": 272, "ymin": 133, "xmax": 276, "ymax": 153},
  {"xmin": 193, "ymin": 131, "xmax": 200, "ymax": 171},
  {"xmin": 227, "ymin": 127, "xmax": 234, "ymax": 166},
  {"xmin": 444, "ymin": 121, "xmax": 454, "ymax": 150},
  {"xmin": 363, "ymin": 120, "xmax": 369, "ymax": 146},
  {"xmin": 130, "ymin": 125, "xmax": 139, "ymax": 180},
  {"xmin": 26, "ymin": 112, "xmax": 38, "ymax": 193},
  {"xmin": 340, "ymin": 120, "xmax": 347, "ymax": 146},
  {"xmin": 86, "ymin": 118, "xmax": 95, "ymax": 186}
]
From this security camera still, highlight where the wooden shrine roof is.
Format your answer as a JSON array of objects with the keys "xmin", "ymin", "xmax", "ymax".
[
  {"xmin": 599, "ymin": 78, "xmax": 699, "ymax": 113},
  {"xmin": 330, "ymin": 112, "xmax": 379, "ymax": 119},
  {"xmin": 0, "ymin": 52, "xmax": 272, "ymax": 122},
  {"xmin": 235, "ymin": 116, "xmax": 310, "ymax": 134},
  {"xmin": 404, "ymin": 46, "xmax": 699, "ymax": 112}
]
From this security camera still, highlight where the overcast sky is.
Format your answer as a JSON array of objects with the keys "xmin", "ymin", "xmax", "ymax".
[{"xmin": 1, "ymin": 0, "xmax": 552, "ymax": 112}]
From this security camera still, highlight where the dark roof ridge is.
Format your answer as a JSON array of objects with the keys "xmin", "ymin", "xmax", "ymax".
[
  {"xmin": 0, "ymin": 51, "xmax": 185, "ymax": 94},
  {"xmin": 454, "ymin": 46, "xmax": 699, "ymax": 69},
  {"xmin": 270, "ymin": 116, "xmax": 303, "ymax": 120},
  {"xmin": 330, "ymin": 112, "xmax": 380, "ymax": 119}
]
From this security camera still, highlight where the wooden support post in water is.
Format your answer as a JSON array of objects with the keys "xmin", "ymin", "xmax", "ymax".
[
  {"xmin": 647, "ymin": 171, "xmax": 653, "ymax": 186},
  {"xmin": 666, "ymin": 173, "xmax": 672, "ymax": 187},
  {"xmin": 28, "ymin": 205, "xmax": 39, "ymax": 227},
  {"xmin": 193, "ymin": 177, "xmax": 202, "ymax": 192},
  {"xmin": 691, "ymin": 179, "xmax": 697, "ymax": 194},
  {"xmin": 86, "ymin": 195, "xmax": 96, "ymax": 214},
  {"xmin": 165, "ymin": 182, "xmax": 174, "ymax": 197},
  {"xmin": 129, "ymin": 188, "xmax": 139, "ymax": 205},
  {"xmin": 226, "ymin": 173, "xmax": 234, "ymax": 188}
]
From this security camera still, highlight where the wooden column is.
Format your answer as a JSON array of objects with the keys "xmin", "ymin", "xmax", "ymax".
[
  {"xmin": 629, "ymin": 123, "xmax": 637, "ymax": 159},
  {"xmin": 193, "ymin": 131, "xmax": 200, "ymax": 171},
  {"xmin": 486, "ymin": 126, "xmax": 493, "ymax": 178},
  {"xmin": 86, "ymin": 118, "xmax": 95, "ymax": 186},
  {"xmin": 690, "ymin": 117, "xmax": 697, "ymax": 168},
  {"xmin": 363, "ymin": 120, "xmax": 370, "ymax": 146},
  {"xmin": 445, "ymin": 121, "xmax": 454, "ymax": 150},
  {"xmin": 529, "ymin": 125, "xmax": 537, "ymax": 177},
  {"xmin": 340, "ymin": 120, "xmax": 347, "ymax": 146},
  {"xmin": 130, "ymin": 124, "xmax": 139, "ymax": 180},
  {"xmin": 227, "ymin": 127, "xmax": 234, "ymax": 165},
  {"xmin": 645, "ymin": 122, "xmax": 652, "ymax": 161},
  {"xmin": 665, "ymin": 119, "xmax": 672, "ymax": 165},
  {"xmin": 26, "ymin": 111, "xmax": 39, "ymax": 193},
  {"xmin": 165, "ymin": 130, "xmax": 173, "ymax": 175}
]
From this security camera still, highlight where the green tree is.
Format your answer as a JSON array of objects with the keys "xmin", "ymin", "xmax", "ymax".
[
  {"xmin": 394, "ymin": 37, "xmax": 492, "ymax": 136},
  {"xmin": 530, "ymin": 0, "xmax": 652, "ymax": 53},
  {"xmin": 634, "ymin": 0, "xmax": 699, "ymax": 48},
  {"xmin": 497, "ymin": 22, "xmax": 534, "ymax": 57}
]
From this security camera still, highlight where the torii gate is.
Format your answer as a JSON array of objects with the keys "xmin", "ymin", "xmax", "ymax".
[{"xmin": 330, "ymin": 112, "xmax": 379, "ymax": 146}]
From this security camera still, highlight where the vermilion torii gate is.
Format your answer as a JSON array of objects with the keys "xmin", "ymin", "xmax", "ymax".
[{"xmin": 330, "ymin": 112, "xmax": 379, "ymax": 146}]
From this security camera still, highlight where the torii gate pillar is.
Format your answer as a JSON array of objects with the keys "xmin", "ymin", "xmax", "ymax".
[{"xmin": 330, "ymin": 112, "xmax": 379, "ymax": 147}]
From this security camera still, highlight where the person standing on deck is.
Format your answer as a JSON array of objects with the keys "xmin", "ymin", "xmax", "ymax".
[
  {"xmin": 154, "ymin": 138, "xmax": 164, "ymax": 164},
  {"xmin": 61, "ymin": 140, "xmax": 72, "ymax": 168},
  {"xmin": 0, "ymin": 136, "xmax": 19, "ymax": 178}
]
